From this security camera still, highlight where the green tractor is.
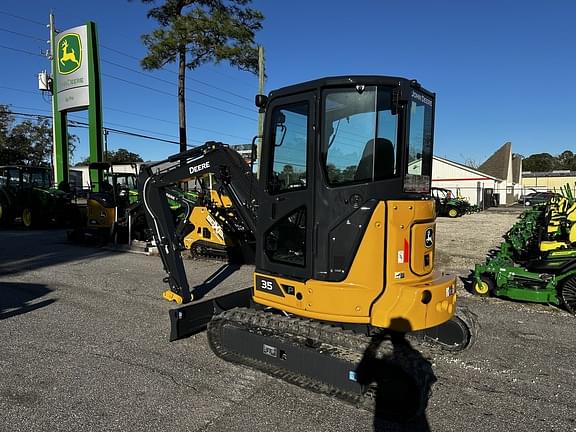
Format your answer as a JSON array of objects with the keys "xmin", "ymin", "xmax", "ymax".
[
  {"xmin": 0, "ymin": 165, "xmax": 74, "ymax": 228},
  {"xmin": 472, "ymin": 186, "xmax": 576, "ymax": 314},
  {"xmin": 431, "ymin": 187, "xmax": 471, "ymax": 218}
]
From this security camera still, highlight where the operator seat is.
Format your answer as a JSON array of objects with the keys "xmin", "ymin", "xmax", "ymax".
[
  {"xmin": 540, "ymin": 223, "xmax": 576, "ymax": 252},
  {"xmin": 355, "ymin": 138, "xmax": 395, "ymax": 181}
]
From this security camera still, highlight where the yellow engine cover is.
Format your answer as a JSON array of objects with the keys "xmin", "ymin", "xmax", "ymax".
[
  {"xmin": 86, "ymin": 199, "xmax": 115, "ymax": 228},
  {"xmin": 253, "ymin": 200, "xmax": 457, "ymax": 332}
]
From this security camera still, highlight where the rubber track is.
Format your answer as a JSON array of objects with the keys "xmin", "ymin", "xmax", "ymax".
[{"xmin": 207, "ymin": 308, "xmax": 436, "ymax": 416}]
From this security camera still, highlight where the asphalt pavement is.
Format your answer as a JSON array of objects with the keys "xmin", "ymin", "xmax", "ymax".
[{"xmin": 0, "ymin": 218, "xmax": 575, "ymax": 431}]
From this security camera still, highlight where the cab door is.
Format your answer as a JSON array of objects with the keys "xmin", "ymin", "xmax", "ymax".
[{"xmin": 256, "ymin": 92, "xmax": 316, "ymax": 281}]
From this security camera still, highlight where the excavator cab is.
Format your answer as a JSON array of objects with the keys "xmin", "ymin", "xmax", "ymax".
[{"xmin": 252, "ymin": 77, "xmax": 452, "ymax": 332}]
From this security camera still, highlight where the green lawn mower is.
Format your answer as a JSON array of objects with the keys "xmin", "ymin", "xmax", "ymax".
[{"xmin": 472, "ymin": 185, "xmax": 576, "ymax": 314}]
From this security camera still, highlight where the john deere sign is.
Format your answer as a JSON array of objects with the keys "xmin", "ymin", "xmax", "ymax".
[
  {"xmin": 50, "ymin": 19, "xmax": 104, "ymax": 190},
  {"xmin": 55, "ymin": 25, "xmax": 89, "ymax": 111}
]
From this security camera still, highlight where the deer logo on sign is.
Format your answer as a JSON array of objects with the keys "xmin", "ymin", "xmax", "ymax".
[{"xmin": 58, "ymin": 34, "xmax": 82, "ymax": 75}]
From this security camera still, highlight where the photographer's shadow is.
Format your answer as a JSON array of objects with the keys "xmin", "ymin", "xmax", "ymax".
[{"xmin": 356, "ymin": 318, "xmax": 436, "ymax": 432}]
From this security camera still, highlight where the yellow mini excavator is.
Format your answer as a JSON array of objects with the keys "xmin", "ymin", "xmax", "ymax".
[
  {"xmin": 140, "ymin": 76, "xmax": 475, "ymax": 415},
  {"xmin": 182, "ymin": 183, "xmax": 254, "ymax": 261}
]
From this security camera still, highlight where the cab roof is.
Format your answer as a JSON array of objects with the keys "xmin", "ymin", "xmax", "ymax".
[{"xmin": 268, "ymin": 75, "xmax": 434, "ymax": 99}]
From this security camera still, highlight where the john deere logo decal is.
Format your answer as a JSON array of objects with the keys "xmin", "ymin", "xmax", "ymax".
[
  {"xmin": 58, "ymin": 33, "xmax": 82, "ymax": 75},
  {"xmin": 425, "ymin": 228, "xmax": 434, "ymax": 248}
]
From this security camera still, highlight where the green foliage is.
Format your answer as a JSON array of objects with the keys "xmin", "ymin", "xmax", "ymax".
[
  {"xmin": 557, "ymin": 150, "xmax": 576, "ymax": 171},
  {"xmin": 75, "ymin": 148, "xmax": 143, "ymax": 166},
  {"xmin": 135, "ymin": 0, "xmax": 264, "ymax": 150},
  {"xmin": 0, "ymin": 105, "xmax": 77, "ymax": 166},
  {"xmin": 325, "ymin": 164, "xmax": 357, "ymax": 183},
  {"xmin": 140, "ymin": 0, "xmax": 264, "ymax": 72},
  {"xmin": 522, "ymin": 152, "xmax": 576, "ymax": 172},
  {"xmin": 522, "ymin": 153, "xmax": 556, "ymax": 172}
]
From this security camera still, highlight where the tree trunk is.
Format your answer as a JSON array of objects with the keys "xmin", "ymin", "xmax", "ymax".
[{"xmin": 178, "ymin": 48, "xmax": 187, "ymax": 153}]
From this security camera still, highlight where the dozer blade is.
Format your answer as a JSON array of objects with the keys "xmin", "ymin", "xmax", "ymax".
[{"xmin": 168, "ymin": 288, "xmax": 252, "ymax": 341}]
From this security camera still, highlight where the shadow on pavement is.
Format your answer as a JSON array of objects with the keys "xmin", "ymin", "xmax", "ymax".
[
  {"xmin": 356, "ymin": 318, "xmax": 436, "ymax": 432},
  {"xmin": 0, "ymin": 281, "xmax": 55, "ymax": 320},
  {"xmin": 0, "ymin": 229, "xmax": 115, "ymax": 277}
]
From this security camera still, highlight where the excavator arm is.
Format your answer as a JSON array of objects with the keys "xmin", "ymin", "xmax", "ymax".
[{"xmin": 139, "ymin": 141, "xmax": 259, "ymax": 304}]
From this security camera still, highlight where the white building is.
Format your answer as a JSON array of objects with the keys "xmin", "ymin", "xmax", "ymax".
[
  {"xmin": 70, "ymin": 162, "xmax": 143, "ymax": 191},
  {"xmin": 432, "ymin": 142, "xmax": 523, "ymax": 207}
]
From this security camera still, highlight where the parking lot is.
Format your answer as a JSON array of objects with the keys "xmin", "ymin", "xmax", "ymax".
[{"xmin": 1, "ymin": 208, "xmax": 575, "ymax": 432}]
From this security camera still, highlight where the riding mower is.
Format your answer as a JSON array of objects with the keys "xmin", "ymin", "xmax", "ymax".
[
  {"xmin": 472, "ymin": 184, "xmax": 576, "ymax": 314},
  {"xmin": 431, "ymin": 187, "xmax": 471, "ymax": 218}
]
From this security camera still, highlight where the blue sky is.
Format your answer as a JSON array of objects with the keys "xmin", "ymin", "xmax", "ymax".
[{"xmin": 0, "ymin": 0, "xmax": 575, "ymax": 165}]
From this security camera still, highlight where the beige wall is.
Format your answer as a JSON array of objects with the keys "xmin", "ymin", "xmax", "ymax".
[{"xmin": 522, "ymin": 176, "xmax": 576, "ymax": 192}]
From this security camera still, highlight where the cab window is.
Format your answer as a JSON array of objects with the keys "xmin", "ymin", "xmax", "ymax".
[
  {"xmin": 322, "ymin": 86, "xmax": 398, "ymax": 185},
  {"xmin": 405, "ymin": 90, "xmax": 434, "ymax": 193},
  {"xmin": 268, "ymin": 102, "xmax": 309, "ymax": 194}
]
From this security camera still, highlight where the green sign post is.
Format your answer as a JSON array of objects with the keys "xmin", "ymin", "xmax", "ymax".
[{"xmin": 50, "ymin": 17, "xmax": 104, "ymax": 191}]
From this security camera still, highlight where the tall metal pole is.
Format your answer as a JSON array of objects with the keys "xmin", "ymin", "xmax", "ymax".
[{"xmin": 256, "ymin": 45, "xmax": 265, "ymax": 178}]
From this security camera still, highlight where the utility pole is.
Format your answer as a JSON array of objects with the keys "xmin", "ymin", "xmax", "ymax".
[
  {"xmin": 256, "ymin": 45, "xmax": 265, "ymax": 178},
  {"xmin": 48, "ymin": 13, "xmax": 69, "ymax": 188}
]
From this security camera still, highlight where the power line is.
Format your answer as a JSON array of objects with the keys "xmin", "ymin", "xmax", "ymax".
[
  {"xmin": 11, "ymin": 104, "xmax": 187, "ymax": 142},
  {"xmin": 0, "ymin": 44, "xmax": 45, "ymax": 58},
  {"xmin": 0, "ymin": 10, "xmax": 45, "ymax": 27},
  {"xmin": 2, "ymin": 89, "xmax": 251, "ymax": 141},
  {"xmin": 0, "ymin": 86, "xmax": 39, "ymax": 95},
  {"xmin": 99, "ymin": 44, "xmax": 254, "ymax": 102},
  {"xmin": 102, "ymin": 72, "xmax": 257, "ymax": 122},
  {"xmin": 106, "ymin": 107, "xmax": 250, "ymax": 141},
  {"xmin": 0, "ymin": 26, "xmax": 46, "ymax": 42},
  {"xmin": 101, "ymin": 59, "xmax": 256, "ymax": 114},
  {"xmin": 9, "ymin": 110, "xmax": 197, "ymax": 148},
  {"xmin": 0, "ymin": 15, "xmax": 256, "ymax": 109}
]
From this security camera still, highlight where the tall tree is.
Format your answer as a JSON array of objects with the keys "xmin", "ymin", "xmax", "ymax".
[{"xmin": 137, "ymin": 0, "xmax": 264, "ymax": 152}]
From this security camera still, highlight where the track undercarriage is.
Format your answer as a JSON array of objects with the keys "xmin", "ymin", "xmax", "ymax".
[{"xmin": 170, "ymin": 289, "xmax": 476, "ymax": 418}]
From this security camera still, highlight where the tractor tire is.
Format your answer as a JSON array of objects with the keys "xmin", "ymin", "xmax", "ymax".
[
  {"xmin": 22, "ymin": 207, "xmax": 34, "ymax": 229},
  {"xmin": 447, "ymin": 207, "xmax": 459, "ymax": 218},
  {"xmin": 559, "ymin": 276, "xmax": 576, "ymax": 315},
  {"xmin": 472, "ymin": 275, "xmax": 494, "ymax": 297}
]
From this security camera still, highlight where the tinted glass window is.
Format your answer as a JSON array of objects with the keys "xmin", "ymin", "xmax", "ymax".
[
  {"xmin": 29, "ymin": 170, "xmax": 50, "ymax": 188},
  {"xmin": 7, "ymin": 169, "xmax": 19, "ymax": 185},
  {"xmin": 323, "ymin": 87, "xmax": 398, "ymax": 185},
  {"xmin": 405, "ymin": 90, "xmax": 433, "ymax": 193},
  {"xmin": 269, "ymin": 103, "xmax": 309, "ymax": 194}
]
